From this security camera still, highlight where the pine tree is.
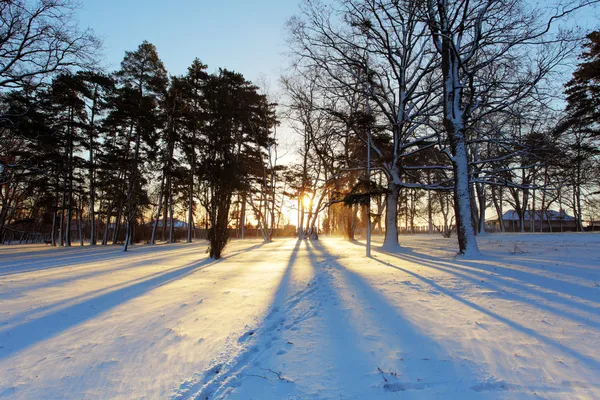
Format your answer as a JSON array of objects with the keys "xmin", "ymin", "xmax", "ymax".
[
  {"xmin": 201, "ymin": 69, "xmax": 268, "ymax": 259},
  {"xmin": 563, "ymin": 31, "xmax": 600, "ymax": 136},
  {"xmin": 115, "ymin": 41, "xmax": 167, "ymax": 251},
  {"xmin": 559, "ymin": 31, "xmax": 600, "ymax": 231},
  {"xmin": 181, "ymin": 59, "xmax": 209, "ymax": 243}
]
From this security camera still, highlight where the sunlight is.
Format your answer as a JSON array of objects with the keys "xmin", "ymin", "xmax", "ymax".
[{"xmin": 302, "ymin": 194, "xmax": 311, "ymax": 210}]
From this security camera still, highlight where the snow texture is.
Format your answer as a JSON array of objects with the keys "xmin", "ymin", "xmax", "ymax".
[{"xmin": 1, "ymin": 234, "xmax": 599, "ymax": 399}]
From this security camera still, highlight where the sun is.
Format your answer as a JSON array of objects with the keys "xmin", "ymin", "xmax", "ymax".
[{"xmin": 303, "ymin": 194, "xmax": 312, "ymax": 209}]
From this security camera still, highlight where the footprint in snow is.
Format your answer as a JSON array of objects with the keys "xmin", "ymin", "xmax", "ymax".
[
  {"xmin": 471, "ymin": 380, "xmax": 510, "ymax": 392},
  {"xmin": 238, "ymin": 330, "xmax": 256, "ymax": 343}
]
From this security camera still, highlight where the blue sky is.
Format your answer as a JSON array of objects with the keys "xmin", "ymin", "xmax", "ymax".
[
  {"xmin": 76, "ymin": 0, "xmax": 599, "ymax": 86},
  {"xmin": 77, "ymin": 0, "xmax": 299, "ymax": 82}
]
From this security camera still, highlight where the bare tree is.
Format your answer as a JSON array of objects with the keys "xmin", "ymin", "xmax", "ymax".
[
  {"xmin": 0, "ymin": 0, "xmax": 99, "ymax": 93},
  {"xmin": 423, "ymin": 0, "xmax": 594, "ymax": 255},
  {"xmin": 288, "ymin": 0, "xmax": 442, "ymax": 251}
]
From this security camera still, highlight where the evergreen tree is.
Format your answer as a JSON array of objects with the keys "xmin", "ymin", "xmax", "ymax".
[
  {"xmin": 563, "ymin": 31, "xmax": 600, "ymax": 136},
  {"xmin": 114, "ymin": 41, "xmax": 167, "ymax": 251},
  {"xmin": 201, "ymin": 69, "xmax": 268, "ymax": 259},
  {"xmin": 559, "ymin": 31, "xmax": 600, "ymax": 231}
]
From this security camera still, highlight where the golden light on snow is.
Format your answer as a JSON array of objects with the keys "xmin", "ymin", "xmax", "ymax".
[{"xmin": 1, "ymin": 235, "xmax": 599, "ymax": 398}]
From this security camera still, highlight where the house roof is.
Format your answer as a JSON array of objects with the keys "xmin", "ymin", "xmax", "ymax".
[
  {"xmin": 499, "ymin": 209, "xmax": 575, "ymax": 221},
  {"xmin": 145, "ymin": 219, "xmax": 190, "ymax": 228}
]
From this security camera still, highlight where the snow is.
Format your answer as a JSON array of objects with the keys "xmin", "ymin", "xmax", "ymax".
[{"xmin": 1, "ymin": 233, "xmax": 600, "ymax": 399}]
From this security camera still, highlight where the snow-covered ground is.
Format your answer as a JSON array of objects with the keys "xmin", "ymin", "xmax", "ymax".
[{"xmin": 1, "ymin": 233, "xmax": 599, "ymax": 399}]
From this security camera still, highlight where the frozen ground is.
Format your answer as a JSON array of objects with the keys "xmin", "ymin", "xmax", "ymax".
[{"xmin": 0, "ymin": 233, "xmax": 599, "ymax": 399}]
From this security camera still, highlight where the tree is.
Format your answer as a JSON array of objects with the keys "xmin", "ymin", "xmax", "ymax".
[
  {"xmin": 78, "ymin": 72, "xmax": 114, "ymax": 246},
  {"xmin": 116, "ymin": 41, "xmax": 167, "ymax": 251},
  {"xmin": 288, "ymin": 0, "xmax": 441, "ymax": 251},
  {"xmin": 182, "ymin": 59, "xmax": 209, "ymax": 243},
  {"xmin": 0, "ymin": 0, "xmax": 100, "ymax": 193},
  {"xmin": 563, "ymin": 31, "xmax": 600, "ymax": 136},
  {"xmin": 423, "ymin": 0, "xmax": 591, "ymax": 255},
  {"xmin": 200, "ymin": 69, "xmax": 268, "ymax": 259},
  {"xmin": 558, "ymin": 31, "xmax": 600, "ymax": 229},
  {"xmin": 0, "ymin": 0, "xmax": 99, "ymax": 94},
  {"xmin": 281, "ymin": 71, "xmax": 346, "ymax": 240},
  {"xmin": 47, "ymin": 73, "xmax": 89, "ymax": 246}
]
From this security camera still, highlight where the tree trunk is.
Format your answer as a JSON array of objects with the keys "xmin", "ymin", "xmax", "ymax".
[
  {"xmin": 427, "ymin": 189, "xmax": 433, "ymax": 234},
  {"xmin": 470, "ymin": 182, "xmax": 479, "ymax": 235},
  {"xmin": 476, "ymin": 183, "xmax": 487, "ymax": 235},
  {"xmin": 437, "ymin": 16, "xmax": 480, "ymax": 256},
  {"xmin": 88, "ymin": 88, "xmax": 98, "ymax": 246},
  {"xmin": 66, "ymin": 105, "xmax": 74, "ymax": 247},
  {"xmin": 298, "ymin": 196, "xmax": 305, "ymax": 239},
  {"xmin": 241, "ymin": 193, "xmax": 246, "ymax": 239},
  {"xmin": 51, "ymin": 181, "xmax": 59, "ymax": 246},
  {"xmin": 112, "ymin": 205, "xmax": 122, "ymax": 244},
  {"xmin": 168, "ymin": 188, "xmax": 175, "ymax": 243},
  {"xmin": 102, "ymin": 207, "xmax": 112, "ymax": 245},
  {"xmin": 161, "ymin": 189, "xmax": 168, "ymax": 241},
  {"xmin": 451, "ymin": 139, "xmax": 480, "ymax": 256},
  {"xmin": 382, "ymin": 182, "xmax": 400, "ymax": 251},
  {"xmin": 491, "ymin": 185, "xmax": 504, "ymax": 233},
  {"xmin": 151, "ymin": 171, "xmax": 165, "ymax": 245},
  {"xmin": 78, "ymin": 194, "xmax": 84, "ymax": 246},
  {"xmin": 59, "ymin": 186, "xmax": 66, "ymax": 246},
  {"xmin": 187, "ymin": 174, "xmax": 194, "ymax": 243}
]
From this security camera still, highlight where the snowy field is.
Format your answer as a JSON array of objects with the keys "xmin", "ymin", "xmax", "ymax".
[{"xmin": 0, "ymin": 233, "xmax": 599, "ymax": 399}]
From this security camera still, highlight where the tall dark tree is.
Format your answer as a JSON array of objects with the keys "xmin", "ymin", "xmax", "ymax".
[
  {"xmin": 558, "ymin": 31, "xmax": 600, "ymax": 231},
  {"xmin": 77, "ymin": 72, "xmax": 114, "ymax": 246},
  {"xmin": 563, "ymin": 31, "xmax": 600, "ymax": 135},
  {"xmin": 201, "ymin": 69, "xmax": 268, "ymax": 259},
  {"xmin": 115, "ymin": 41, "xmax": 167, "ymax": 251},
  {"xmin": 182, "ymin": 59, "xmax": 209, "ymax": 243}
]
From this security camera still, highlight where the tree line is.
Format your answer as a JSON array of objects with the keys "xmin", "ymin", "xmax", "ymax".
[
  {"xmin": 283, "ymin": 0, "xmax": 600, "ymax": 255},
  {"xmin": 0, "ymin": 1, "xmax": 283, "ymax": 258},
  {"xmin": 1, "ymin": 0, "xmax": 599, "ymax": 258}
]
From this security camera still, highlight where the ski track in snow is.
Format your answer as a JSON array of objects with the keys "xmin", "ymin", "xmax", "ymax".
[{"xmin": 1, "ymin": 233, "xmax": 600, "ymax": 399}]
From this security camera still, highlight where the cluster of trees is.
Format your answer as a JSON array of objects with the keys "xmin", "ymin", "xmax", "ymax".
[
  {"xmin": 283, "ymin": 0, "xmax": 600, "ymax": 255},
  {"xmin": 0, "ymin": 1, "xmax": 282, "ymax": 258},
  {"xmin": 1, "ymin": 0, "xmax": 599, "ymax": 259}
]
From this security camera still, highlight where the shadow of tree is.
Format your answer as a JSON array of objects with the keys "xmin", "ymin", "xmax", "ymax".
[
  {"xmin": 0, "ymin": 241, "xmax": 267, "ymax": 361},
  {"xmin": 368, "ymin": 252, "xmax": 600, "ymax": 372}
]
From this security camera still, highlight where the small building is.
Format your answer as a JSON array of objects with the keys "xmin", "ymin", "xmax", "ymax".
[
  {"xmin": 146, "ymin": 218, "xmax": 190, "ymax": 229},
  {"xmin": 487, "ymin": 209, "xmax": 578, "ymax": 232}
]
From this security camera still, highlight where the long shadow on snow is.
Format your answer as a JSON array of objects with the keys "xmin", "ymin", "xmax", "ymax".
[
  {"xmin": 0, "ymin": 242, "xmax": 155, "ymax": 263},
  {"xmin": 176, "ymin": 239, "xmax": 302, "ymax": 399},
  {"xmin": 368, "ymin": 253, "xmax": 600, "ymax": 373},
  {"xmin": 0, "ymin": 252, "xmax": 213, "ymax": 330},
  {"xmin": 304, "ymin": 240, "xmax": 476, "ymax": 394},
  {"xmin": 2, "ymin": 242, "xmax": 268, "ymax": 328},
  {"xmin": 349, "ymin": 239, "xmax": 599, "ymax": 322},
  {"xmin": 0, "ymin": 242, "xmax": 264, "ymax": 361},
  {"xmin": 2, "ymin": 247, "xmax": 209, "ymax": 297},
  {"xmin": 0, "ymin": 242, "xmax": 208, "ymax": 277},
  {"xmin": 379, "ymin": 248, "xmax": 600, "ymax": 328}
]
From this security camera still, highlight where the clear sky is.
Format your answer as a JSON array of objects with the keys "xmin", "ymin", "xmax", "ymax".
[{"xmin": 76, "ymin": 0, "xmax": 300, "ymax": 82}]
